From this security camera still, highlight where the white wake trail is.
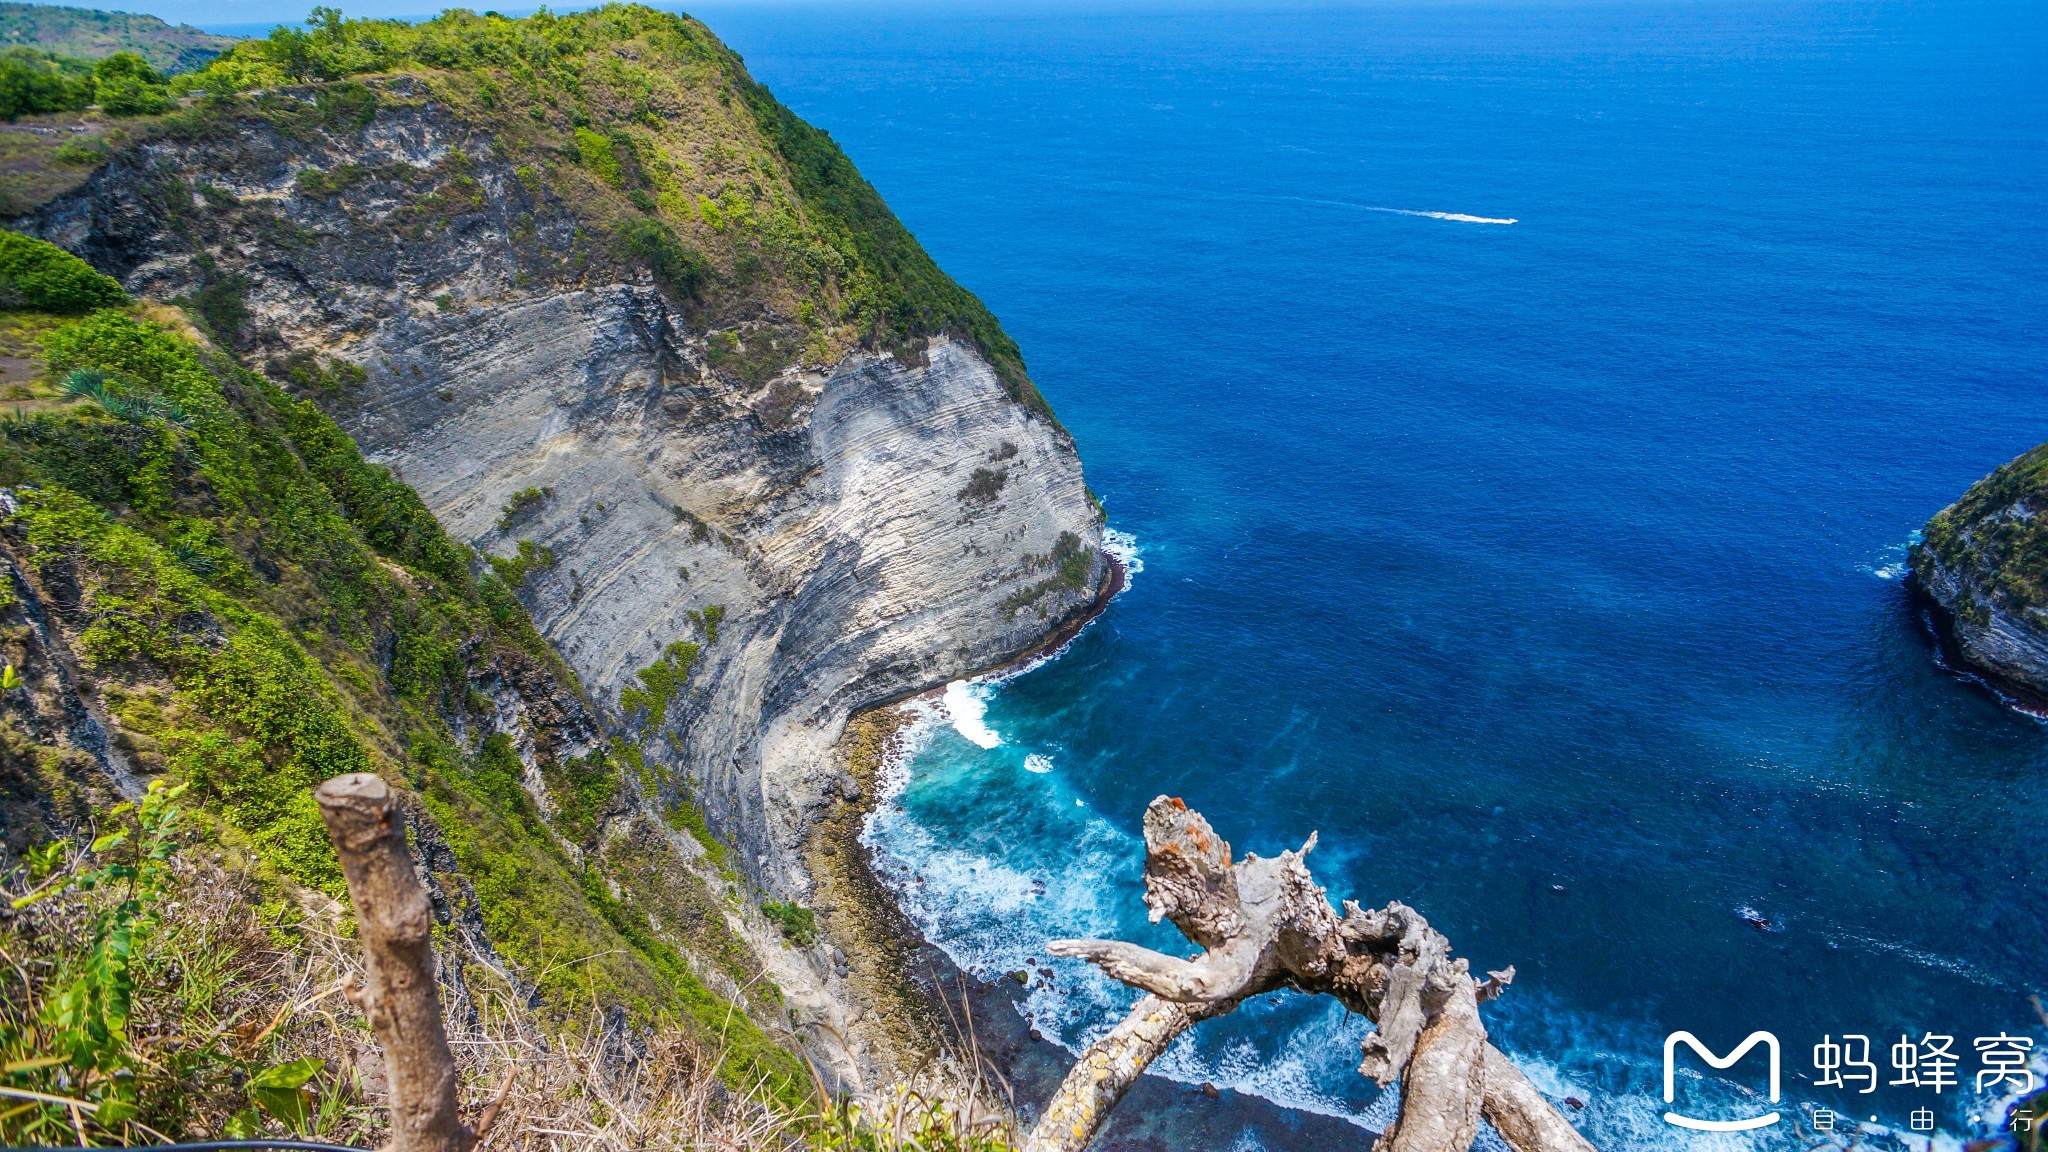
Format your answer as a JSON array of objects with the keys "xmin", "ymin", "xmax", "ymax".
[{"xmin": 1360, "ymin": 205, "xmax": 1517, "ymax": 225}]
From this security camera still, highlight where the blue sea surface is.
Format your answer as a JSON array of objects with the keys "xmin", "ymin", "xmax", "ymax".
[{"xmin": 695, "ymin": 1, "xmax": 2048, "ymax": 1146}]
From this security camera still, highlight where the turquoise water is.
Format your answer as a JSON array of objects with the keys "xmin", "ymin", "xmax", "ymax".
[{"xmin": 700, "ymin": 1, "xmax": 2048, "ymax": 1146}]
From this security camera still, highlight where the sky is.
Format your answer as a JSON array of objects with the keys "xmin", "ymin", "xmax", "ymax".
[{"xmin": 146, "ymin": 0, "xmax": 1669, "ymax": 39}]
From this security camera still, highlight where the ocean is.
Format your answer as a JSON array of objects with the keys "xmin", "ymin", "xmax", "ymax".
[{"xmin": 694, "ymin": 0, "xmax": 2048, "ymax": 1147}]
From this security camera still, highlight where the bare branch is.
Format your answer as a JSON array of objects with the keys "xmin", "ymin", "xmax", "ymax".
[
  {"xmin": 1022, "ymin": 995, "xmax": 1236, "ymax": 1152},
  {"xmin": 1043, "ymin": 936, "xmax": 1262, "ymax": 1002}
]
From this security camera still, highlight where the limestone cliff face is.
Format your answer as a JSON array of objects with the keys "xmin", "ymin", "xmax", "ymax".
[
  {"xmin": 25, "ymin": 84, "xmax": 1106, "ymax": 889},
  {"xmin": 1911, "ymin": 442, "xmax": 2048, "ymax": 698}
]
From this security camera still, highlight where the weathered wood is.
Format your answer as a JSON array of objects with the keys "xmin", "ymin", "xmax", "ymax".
[
  {"xmin": 1023, "ymin": 995, "xmax": 1234, "ymax": 1152},
  {"xmin": 1026, "ymin": 797, "xmax": 1595, "ymax": 1152},
  {"xmin": 316, "ymin": 773, "xmax": 475, "ymax": 1152}
]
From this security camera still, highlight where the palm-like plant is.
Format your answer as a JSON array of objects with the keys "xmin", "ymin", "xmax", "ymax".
[{"xmin": 59, "ymin": 368, "xmax": 190, "ymax": 426}]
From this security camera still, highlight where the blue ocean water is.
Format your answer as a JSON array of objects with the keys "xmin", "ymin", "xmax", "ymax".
[{"xmin": 695, "ymin": 1, "xmax": 2048, "ymax": 1146}]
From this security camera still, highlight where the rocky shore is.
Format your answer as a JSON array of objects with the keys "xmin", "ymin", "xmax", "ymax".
[{"xmin": 794, "ymin": 549, "xmax": 1381, "ymax": 1147}]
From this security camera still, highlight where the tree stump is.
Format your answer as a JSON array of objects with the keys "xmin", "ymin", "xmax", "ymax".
[{"xmin": 316, "ymin": 773, "xmax": 475, "ymax": 1152}]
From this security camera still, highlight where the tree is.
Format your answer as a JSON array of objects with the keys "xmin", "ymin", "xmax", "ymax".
[
  {"xmin": 92, "ymin": 52, "xmax": 170, "ymax": 116},
  {"xmin": 1023, "ymin": 796, "xmax": 1595, "ymax": 1152}
]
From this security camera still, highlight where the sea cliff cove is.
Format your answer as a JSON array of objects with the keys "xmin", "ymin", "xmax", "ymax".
[{"xmin": 0, "ymin": 1, "xmax": 2040, "ymax": 1151}]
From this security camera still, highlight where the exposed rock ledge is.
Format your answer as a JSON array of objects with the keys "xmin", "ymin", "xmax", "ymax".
[
  {"xmin": 335, "ymin": 283, "xmax": 1105, "ymax": 872},
  {"xmin": 22, "ymin": 104, "xmax": 1107, "ymax": 888},
  {"xmin": 1910, "ymin": 441, "xmax": 2048, "ymax": 702}
]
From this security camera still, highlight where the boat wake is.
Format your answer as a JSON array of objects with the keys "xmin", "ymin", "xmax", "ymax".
[{"xmin": 1360, "ymin": 205, "xmax": 1518, "ymax": 225}]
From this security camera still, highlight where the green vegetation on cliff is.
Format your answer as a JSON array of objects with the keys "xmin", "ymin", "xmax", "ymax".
[
  {"xmin": 0, "ymin": 234, "xmax": 809, "ymax": 1138},
  {"xmin": 175, "ymin": 3, "xmax": 1056, "ymax": 421},
  {"xmin": 0, "ymin": 44, "xmax": 173, "ymax": 119},
  {"xmin": 1912, "ymin": 441, "xmax": 2048, "ymax": 627}
]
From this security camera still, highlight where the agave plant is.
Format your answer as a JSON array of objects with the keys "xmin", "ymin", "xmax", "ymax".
[{"xmin": 59, "ymin": 368, "xmax": 191, "ymax": 427}]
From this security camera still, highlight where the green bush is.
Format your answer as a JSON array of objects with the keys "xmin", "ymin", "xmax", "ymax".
[
  {"xmin": 91, "ymin": 52, "xmax": 171, "ymax": 116},
  {"xmin": 760, "ymin": 900, "xmax": 816, "ymax": 946},
  {"xmin": 0, "ymin": 48, "xmax": 92, "ymax": 120},
  {"xmin": 573, "ymin": 125, "xmax": 621, "ymax": 186},
  {"xmin": 616, "ymin": 217, "xmax": 707, "ymax": 299},
  {"xmin": 496, "ymin": 484, "xmax": 552, "ymax": 530},
  {"xmin": 0, "ymin": 232, "xmax": 124, "ymax": 313},
  {"xmin": 619, "ymin": 639, "xmax": 700, "ymax": 725}
]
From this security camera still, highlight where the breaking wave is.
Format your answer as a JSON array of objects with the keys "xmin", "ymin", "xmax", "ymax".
[
  {"xmin": 942, "ymin": 679, "xmax": 1003, "ymax": 748},
  {"xmin": 1103, "ymin": 526, "xmax": 1145, "ymax": 582}
]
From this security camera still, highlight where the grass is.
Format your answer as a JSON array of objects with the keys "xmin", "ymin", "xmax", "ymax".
[{"xmin": 0, "ymin": 793, "xmax": 1018, "ymax": 1149}]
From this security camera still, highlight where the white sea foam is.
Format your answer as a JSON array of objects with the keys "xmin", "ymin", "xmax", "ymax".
[
  {"xmin": 1023, "ymin": 753, "xmax": 1053, "ymax": 773},
  {"xmin": 942, "ymin": 679, "xmax": 1002, "ymax": 748},
  {"xmin": 1862, "ymin": 531, "xmax": 1926, "ymax": 580},
  {"xmin": 1103, "ymin": 526, "xmax": 1145, "ymax": 582}
]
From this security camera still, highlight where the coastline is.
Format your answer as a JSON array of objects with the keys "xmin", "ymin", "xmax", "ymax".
[
  {"xmin": 1905, "ymin": 571, "xmax": 2048, "ymax": 721},
  {"xmin": 799, "ymin": 548, "xmax": 1131, "ymax": 1082},
  {"xmin": 800, "ymin": 547, "xmax": 1378, "ymax": 1148}
]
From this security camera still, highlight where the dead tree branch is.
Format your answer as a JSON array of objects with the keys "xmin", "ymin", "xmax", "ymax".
[
  {"xmin": 1022, "ymin": 796, "xmax": 1594, "ymax": 1152},
  {"xmin": 317, "ymin": 773, "xmax": 476, "ymax": 1152}
]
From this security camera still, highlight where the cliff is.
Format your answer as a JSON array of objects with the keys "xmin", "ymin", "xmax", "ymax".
[
  {"xmin": 1910, "ymin": 441, "xmax": 2048, "ymax": 698},
  {"xmin": 0, "ymin": 2, "xmax": 1107, "ymax": 1132},
  {"xmin": 23, "ymin": 6, "xmax": 1105, "ymax": 893}
]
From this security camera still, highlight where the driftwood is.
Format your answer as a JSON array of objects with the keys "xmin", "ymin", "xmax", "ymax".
[
  {"xmin": 317, "ymin": 773, "xmax": 477, "ymax": 1152},
  {"xmin": 1023, "ymin": 796, "xmax": 1595, "ymax": 1152}
]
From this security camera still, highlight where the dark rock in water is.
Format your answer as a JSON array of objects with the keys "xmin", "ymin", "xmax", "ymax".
[
  {"xmin": 1201, "ymin": 1082, "xmax": 1221, "ymax": 1098},
  {"xmin": 1029, "ymin": 1027, "xmax": 1044, "ymax": 1042},
  {"xmin": 1565, "ymin": 1096, "xmax": 1585, "ymax": 1110}
]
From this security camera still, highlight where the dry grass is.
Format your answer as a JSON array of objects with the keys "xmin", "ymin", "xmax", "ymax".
[{"xmin": 1, "ymin": 800, "xmax": 1017, "ymax": 1151}]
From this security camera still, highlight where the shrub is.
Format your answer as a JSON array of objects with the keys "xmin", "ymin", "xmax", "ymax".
[
  {"xmin": 0, "ymin": 232, "xmax": 124, "ymax": 313},
  {"xmin": 92, "ymin": 52, "xmax": 172, "ymax": 117},
  {"xmin": 51, "ymin": 137, "xmax": 110, "ymax": 166},
  {"xmin": 488, "ymin": 537, "xmax": 555, "ymax": 587},
  {"xmin": 760, "ymin": 900, "xmax": 816, "ymax": 946},
  {"xmin": 958, "ymin": 466, "xmax": 1007, "ymax": 506},
  {"xmin": 496, "ymin": 485, "xmax": 552, "ymax": 530},
  {"xmin": 0, "ymin": 48, "xmax": 92, "ymax": 121},
  {"xmin": 619, "ymin": 639, "xmax": 700, "ymax": 725},
  {"xmin": 573, "ymin": 126, "xmax": 621, "ymax": 186},
  {"xmin": 616, "ymin": 217, "xmax": 707, "ymax": 299}
]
